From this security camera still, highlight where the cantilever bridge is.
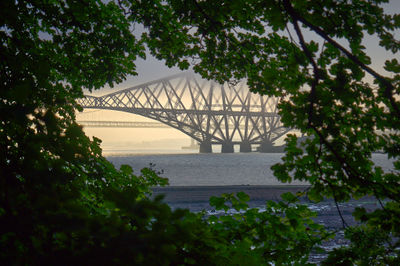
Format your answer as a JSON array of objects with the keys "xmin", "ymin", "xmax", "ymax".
[{"xmin": 77, "ymin": 72, "xmax": 290, "ymax": 153}]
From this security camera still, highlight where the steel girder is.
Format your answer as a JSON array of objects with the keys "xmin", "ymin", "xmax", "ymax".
[{"xmin": 77, "ymin": 72, "xmax": 290, "ymax": 146}]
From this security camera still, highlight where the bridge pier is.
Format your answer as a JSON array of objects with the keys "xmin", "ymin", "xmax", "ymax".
[
  {"xmin": 240, "ymin": 141, "xmax": 252, "ymax": 153},
  {"xmin": 258, "ymin": 140, "xmax": 274, "ymax": 153},
  {"xmin": 221, "ymin": 141, "xmax": 234, "ymax": 153},
  {"xmin": 258, "ymin": 140, "xmax": 285, "ymax": 153},
  {"xmin": 199, "ymin": 141, "xmax": 212, "ymax": 153}
]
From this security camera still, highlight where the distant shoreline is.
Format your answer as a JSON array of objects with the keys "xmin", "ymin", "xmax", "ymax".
[{"xmin": 152, "ymin": 185, "xmax": 310, "ymax": 204}]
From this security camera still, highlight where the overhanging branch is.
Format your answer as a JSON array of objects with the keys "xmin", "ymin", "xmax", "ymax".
[{"xmin": 282, "ymin": 0, "xmax": 400, "ymax": 118}]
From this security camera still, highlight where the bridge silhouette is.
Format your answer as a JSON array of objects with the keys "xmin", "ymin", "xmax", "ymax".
[
  {"xmin": 77, "ymin": 72, "xmax": 290, "ymax": 153},
  {"xmin": 77, "ymin": 120, "xmax": 170, "ymax": 128}
]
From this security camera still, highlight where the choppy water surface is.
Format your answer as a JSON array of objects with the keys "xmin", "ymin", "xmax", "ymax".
[
  {"xmin": 106, "ymin": 151, "xmax": 394, "ymax": 263},
  {"xmin": 106, "ymin": 153, "xmax": 394, "ymax": 186}
]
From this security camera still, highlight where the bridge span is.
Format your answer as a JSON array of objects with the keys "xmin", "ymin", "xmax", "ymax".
[
  {"xmin": 77, "ymin": 120, "xmax": 169, "ymax": 128},
  {"xmin": 77, "ymin": 72, "xmax": 290, "ymax": 153}
]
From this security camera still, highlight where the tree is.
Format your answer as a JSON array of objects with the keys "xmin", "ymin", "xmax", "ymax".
[
  {"xmin": 1, "ymin": 0, "xmax": 399, "ymax": 264},
  {"xmin": 0, "ymin": 0, "xmax": 327, "ymax": 265},
  {"xmin": 132, "ymin": 0, "xmax": 400, "ymax": 263}
]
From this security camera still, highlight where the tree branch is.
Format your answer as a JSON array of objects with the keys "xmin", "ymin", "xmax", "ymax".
[
  {"xmin": 282, "ymin": 0, "xmax": 400, "ymax": 118},
  {"xmin": 315, "ymin": 140, "xmax": 349, "ymax": 228},
  {"xmin": 290, "ymin": 17, "xmax": 320, "ymax": 128},
  {"xmin": 283, "ymin": 0, "xmax": 400, "ymax": 203}
]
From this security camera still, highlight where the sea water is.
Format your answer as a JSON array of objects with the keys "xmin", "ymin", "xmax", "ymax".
[
  {"xmin": 106, "ymin": 151, "xmax": 394, "ymax": 186},
  {"xmin": 105, "ymin": 150, "xmax": 395, "ymax": 263}
]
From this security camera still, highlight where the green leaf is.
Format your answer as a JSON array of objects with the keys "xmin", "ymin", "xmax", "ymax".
[
  {"xmin": 236, "ymin": 191, "xmax": 250, "ymax": 202},
  {"xmin": 281, "ymin": 192, "xmax": 298, "ymax": 203},
  {"xmin": 209, "ymin": 196, "xmax": 229, "ymax": 211}
]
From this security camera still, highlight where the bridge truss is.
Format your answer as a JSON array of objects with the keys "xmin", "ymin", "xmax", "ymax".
[{"xmin": 77, "ymin": 72, "xmax": 290, "ymax": 152}]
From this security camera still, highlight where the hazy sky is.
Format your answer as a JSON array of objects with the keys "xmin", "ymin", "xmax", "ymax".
[{"xmin": 79, "ymin": 1, "xmax": 400, "ymax": 151}]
